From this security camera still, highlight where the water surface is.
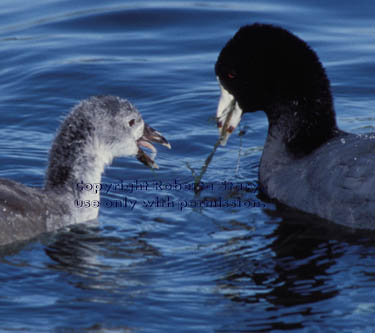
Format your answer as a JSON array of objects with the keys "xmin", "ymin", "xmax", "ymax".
[{"xmin": 0, "ymin": 1, "xmax": 374, "ymax": 331}]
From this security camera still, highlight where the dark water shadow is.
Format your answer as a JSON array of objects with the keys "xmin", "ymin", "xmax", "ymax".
[
  {"xmin": 44, "ymin": 222, "xmax": 162, "ymax": 292},
  {"xmin": 213, "ymin": 191, "xmax": 375, "ymax": 331}
]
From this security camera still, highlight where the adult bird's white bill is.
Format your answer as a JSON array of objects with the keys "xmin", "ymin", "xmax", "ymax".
[{"xmin": 216, "ymin": 81, "xmax": 243, "ymax": 145}]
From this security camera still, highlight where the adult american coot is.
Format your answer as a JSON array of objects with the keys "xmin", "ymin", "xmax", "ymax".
[
  {"xmin": 215, "ymin": 23, "xmax": 375, "ymax": 230},
  {"xmin": 0, "ymin": 96, "xmax": 170, "ymax": 246}
]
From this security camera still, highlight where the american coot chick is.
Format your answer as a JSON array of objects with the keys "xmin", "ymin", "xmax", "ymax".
[
  {"xmin": 0, "ymin": 96, "xmax": 170, "ymax": 246},
  {"xmin": 215, "ymin": 23, "xmax": 375, "ymax": 230}
]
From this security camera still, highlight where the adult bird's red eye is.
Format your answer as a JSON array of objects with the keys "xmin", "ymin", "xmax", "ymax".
[
  {"xmin": 129, "ymin": 119, "xmax": 135, "ymax": 127},
  {"xmin": 228, "ymin": 72, "xmax": 236, "ymax": 79}
]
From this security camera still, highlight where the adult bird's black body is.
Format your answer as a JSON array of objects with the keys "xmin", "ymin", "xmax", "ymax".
[{"xmin": 215, "ymin": 23, "xmax": 375, "ymax": 230}]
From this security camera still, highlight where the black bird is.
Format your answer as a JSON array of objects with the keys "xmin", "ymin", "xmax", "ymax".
[{"xmin": 215, "ymin": 23, "xmax": 375, "ymax": 230}]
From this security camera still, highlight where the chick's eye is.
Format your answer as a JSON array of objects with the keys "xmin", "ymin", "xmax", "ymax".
[{"xmin": 128, "ymin": 119, "xmax": 135, "ymax": 127}]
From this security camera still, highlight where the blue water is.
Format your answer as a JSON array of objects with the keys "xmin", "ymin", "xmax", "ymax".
[{"xmin": 0, "ymin": 0, "xmax": 374, "ymax": 331}]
